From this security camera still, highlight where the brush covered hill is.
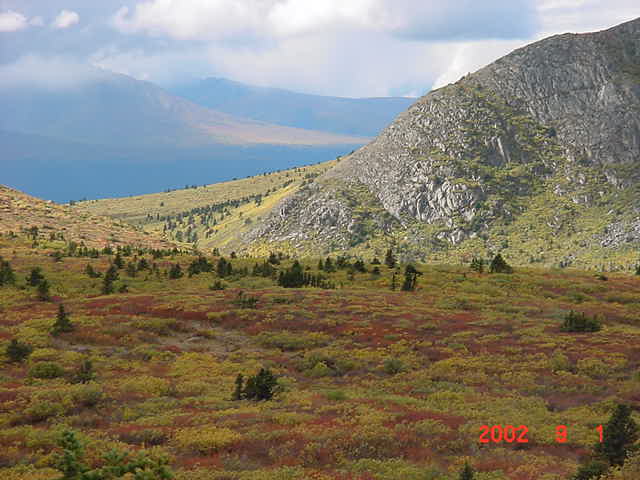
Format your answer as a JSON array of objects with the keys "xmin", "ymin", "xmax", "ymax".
[
  {"xmin": 239, "ymin": 18, "xmax": 640, "ymax": 269},
  {"xmin": 1, "ymin": 231, "xmax": 640, "ymax": 479},
  {"xmin": 74, "ymin": 160, "xmax": 340, "ymax": 253},
  {"xmin": 0, "ymin": 185, "xmax": 173, "ymax": 249}
]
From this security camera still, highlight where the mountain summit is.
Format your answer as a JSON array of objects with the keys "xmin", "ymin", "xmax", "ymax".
[{"xmin": 243, "ymin": 18, "xmax": 640, "ymax": 267}]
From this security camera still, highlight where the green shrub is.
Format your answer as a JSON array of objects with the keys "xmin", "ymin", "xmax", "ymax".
[
  {"xmin": 325, "ymin": 390, "xmax": 347, "ymax": 401},
  {"xmin": 25, "ymin": 398, "xmax": 66, "ymax": 422},
  {"xmin": 29, "ymin": 361, "xmax": 65, "ymax": 379},
  {"xmin": 257, "ymin": 330, "xmax": 330, "ymax": 351},
  {"xmin": 561, "ymin": 311, "xmax": 602, "ymax": 332},
  {"xmin": 383, "ymin": 358, "xmax": 405, "ymax": 375}
]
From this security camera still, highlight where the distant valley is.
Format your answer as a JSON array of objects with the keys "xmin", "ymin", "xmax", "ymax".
[{"xmin": 1, "ymin": 69, "xmax": 411, "ymax": 202}]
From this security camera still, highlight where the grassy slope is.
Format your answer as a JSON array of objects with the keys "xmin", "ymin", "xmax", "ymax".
[
  {"xmin": 0, "ymin": 185, "xmax": 172, "ymax": 249},
  {"xmin": 75, "ymin": 160, "xmax": 339, "ymax": 253},
  {"xmin": 1, "ymin": 233, "xmax": 640, "ymax": 479}
]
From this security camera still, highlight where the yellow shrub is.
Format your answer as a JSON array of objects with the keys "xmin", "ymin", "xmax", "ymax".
[
  {"xmin": 119, "ymin": 375, "xmax": 171, "ymax": 396},
  {"xmin": 172, "ymin": 426, "xmax": 241, "ymax": 454}
]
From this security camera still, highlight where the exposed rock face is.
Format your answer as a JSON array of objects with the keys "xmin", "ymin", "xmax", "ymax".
[{"xmin": 245, "ymin": 18, "xmax": 640, "ymax": 262}]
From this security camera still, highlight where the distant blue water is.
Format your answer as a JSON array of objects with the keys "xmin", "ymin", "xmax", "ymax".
[{"xmin": 3, "ymin": 139, "xmax": 361, "ymax": 203}]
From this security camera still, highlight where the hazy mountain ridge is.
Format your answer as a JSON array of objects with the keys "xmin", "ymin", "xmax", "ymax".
[
  {"xmin": 0, "ymin": 69, "xmax": 367, "ymax": 148},
  {"xmin": 171, "ymin": 77, "xmax": 416, "ymax": 137},
  {"xmin": 242, "ymin": 18, "xmax": 640, "ymax": 267}
]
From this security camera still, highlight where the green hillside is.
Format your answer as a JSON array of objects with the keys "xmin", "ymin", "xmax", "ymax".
[{"xmin": 1, "ymin": 231, "xmax": 640, "ymax": 479}]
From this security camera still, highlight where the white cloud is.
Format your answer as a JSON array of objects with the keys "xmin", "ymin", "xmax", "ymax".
[
  {"xmin": 0, "ymin": 55, "xmax": 105, "ymax": 90},
  {"xmin": 29, "ymin": 16, "xmax": 45, "ymax": 27},
  {"xmin": 52, "ymin": 9, "xmax": 80, "ymax": 29},
  {"xmin": 110, "ymin": 0, "xmax": 538, "ymax": 42},
  {"xmin": 0, "ymin": 10, "xmax": 28, "ymax": 32}
]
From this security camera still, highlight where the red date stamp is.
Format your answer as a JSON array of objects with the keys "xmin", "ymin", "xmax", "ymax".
[{"xmin": 479, "ymin": 425, "xmax": 603, "ymax": 444}]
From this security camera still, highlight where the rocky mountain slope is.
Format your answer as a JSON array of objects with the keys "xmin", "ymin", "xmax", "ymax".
[
  {"xmin": 242, "ymin": 17, "xmax": 640, "ymax": 269},
  {"xmin": 0, "ymin": 185, "xmax": 173, "ymax": 249}
]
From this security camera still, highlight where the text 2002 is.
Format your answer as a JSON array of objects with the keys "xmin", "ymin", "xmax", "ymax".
[{"xmin": 480, "ymin": 424, "xmax": 603, "ymax": 444}]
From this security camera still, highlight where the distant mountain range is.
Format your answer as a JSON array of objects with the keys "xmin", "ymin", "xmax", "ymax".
[
  {"xmin": 2, "ymin": 69, "xmax": 414, "ymax": 202},
  {"xmin": 170, "ymin": 77, "xmax": 416, "ymax": 137},
  {"xmin": 0, "ymin": 68, "xmax": 368, "ymax": 148}
]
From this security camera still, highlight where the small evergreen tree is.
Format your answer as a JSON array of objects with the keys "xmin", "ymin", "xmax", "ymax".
[
  {"xmin": 187, "ymin": 257, "xmax": 213, "ymax": 276},
  {"xmin": 102, "ymin": 265, "xmax": 118, "ymax": 295},
  {"xmin": 54, "ymin": 430, "xmax": 87, "ymax": 479},
  {"xmin": 278, "ymin": 261, "xmax": 305, "ymax": 288},
  {"xmin": 73, "ymin": 358, "xmax": 96, "ymax": 384},
  {"xmin": 6, "ymin": 339, "xmax": 32, "ymax": 363},
  {"xmin": 84, "ymin": 264, "xmax": 101, "ymax": 278},
  {"xmin": 169, "ymin": 263, "xmax": 183, "ymax": 279},
  {"xmin": 595, "ymin": 404, "xmax": 639, "ymax": 466},
  {"xmin": 217, "ymin": 257, "xmax": 233, "ymax": 277},
  {"xmin": 27, "ymin": 267, "xmax": 45, "ymax": 286},
  {"xmin": 372, "ymin": 266, "xmax": 381, "ymax": 276},
  {"xmin": 37, "ymin": 279, "xmax": 51, "ymax": 301},
  {"xmin": 401, "ymin": 264, "xmax": 422, "ymax": 291},
  {"xmin": 323, "ymin": 257, "xmax": 335, "ymax": 272},
  {"xmin": 137, "ymin": 257, "xmax": 150, "ymax": 271},
  {"xmin": 113, "ymin": 252, "xmax": 124, "ymax": 269},
  {"xmin": 390, "ymin": 272, "xmax": 397, "ymax": 291},
  {"xmin": 636, "ymin": 264, "xmax": 640, "ymax": 276},
  {"xmin": 318, "ymin": 259, "xmax": 324, "ymax": 271},
  {"xmin": 52, "ymin": 304, "xmax": 74, "ymax": 336},
  {"xmin": 0, "ymin": 258, "xmax": 16, "ymax": 286},
  {"xmin": 385, "ymin": 249, "xmax": 397, "ymax": 268},
  {"xmin": 125, "ymin": 261, "xmax": 137, "ymax": 277},
  {"xmin": 353, "ymin": 259, "xmax": 367, "ymax": 273},
  {"xmin": 489, "ymin": 254, "xmax": 513, "ymax": 274},
  {"xmin": 371, "ymin": 257, "xmax": 381, "ymax": 265},
  {"xmin": 268, "ymin": 252, "xmax": 280, "ymax": 265},
  {"xmin": 243, "ymin": 368, "xmax": 278, "ymax": 401},
  {"xmin": 470, "ymin": 257, "xmax": 485, "ymax": 273},
  {"xmin": 561, "ymin": 311, "xmax": 602, "ymax": 333},
  {"xmin": 459, "ymin": 463, "xmax": 475, "ymax": 480},
  {"xmin": 232, "ymin": 374, "xmax": 244, "ymax": 400},
  {"xmin": 571, "ymin": 460, "xmax": 608, "ymax": 480}
]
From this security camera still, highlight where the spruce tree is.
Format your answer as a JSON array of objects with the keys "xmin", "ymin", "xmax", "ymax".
[
  {"xmin": 489, "ymin": 253, "xmax": 513, "ymax": 274},
  {"xmin": 113, "ymin": 252, "xmax": 124, "ymax": 269},
  {"xmin": 243, "ymin": 368, "xmax": 278, "ymax": 401},
  {"xmin": 27, "ymin": 267, "xmax": 45, "ymax": 286},
  {"xmin": 595, "ymin": 404, "xmax": 639, "ymax": 466},
  {"xmin": 102, "ymin": 265, "xmax": 118, "ymax": 295},
  {"xmin": 37, "ymin": 279, "xmax": 51, "ymax": 301},
  {"xmin": 84, "ymin": 264, "xmax": 101, "ymax": 278},
  {"xmin": 571, "ymin": 460, "xmax": 608, "ymax": 480},
  {"xmin": 268, "ymin": 252, "xmax": 280, "ymax": 265},
  {"xmin": 385, "ymin": 249, "xmax": 396, "ymax": 268},
  {"xmin": 125, "ymin": 262, "xmax": 137, "ymax": 277},
  {"xmin": 6, "ymin": 339, "xmax": 32, "ymax": 363},
  {"xmin": 0, "ymin": 258, "xmax": 15, "ymax": 286},
  {"xmin": 470, "ymin": 257, "xmax": 484, "ymax": 273},
  {"xmin": 169, "ymin": 263, "xmax": 183, "ymax": 279},
  {"xmin": 232, "ymin": 374, "xmax": 244, "ymax": 400},
  {"xmin": 74, "ymin": 359, "xmax": 95, "ymax": 384},
  {"xmin": 401, "ymin": 264, "xmax": 421, "ymax": 291},
  {"xmin": 459, "ymin": 463, "xmax": 475, "ymax": 480},
  {"xmin": 52, "ymin": 304, "xmax": 74, "ymax": 335}
]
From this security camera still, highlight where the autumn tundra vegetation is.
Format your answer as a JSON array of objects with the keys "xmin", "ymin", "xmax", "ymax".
[{"xmin": 0, "ymin": 230, "xmax": 639, "ymax": 480}]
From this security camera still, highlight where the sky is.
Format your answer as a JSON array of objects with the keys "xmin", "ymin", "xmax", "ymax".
[{"xmin": 0, "ymin": 0, "xmax": 638, "ymax": 98}]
